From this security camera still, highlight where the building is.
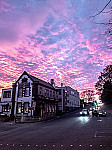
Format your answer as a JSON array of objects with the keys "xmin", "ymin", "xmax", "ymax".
[
  {"xmin": 0, "ymin": 88, "xmax": 12, "ymax": 117},
  {"xmin": 56, "ymin": 84, "xmax": 80, "ymax": 113},
  {"xmin": 65, "ymin": 86, "xmax": 80, "ymax": 111},
  {"xmin": 9, "ymin": 71, "xmax": 59, "ymax": 120}
]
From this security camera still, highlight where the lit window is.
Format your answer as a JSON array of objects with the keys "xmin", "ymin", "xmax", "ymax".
[
  {"xmin": 24, "ymin": 103, "xmax": 29, "ymax": 113},
  {"xmin": 17, "ymin": 102, "xmax": 22, "ymax": 113},
  {"xmin": 2, "ymin": 104, "xmax": 9, "ymax": 112}
]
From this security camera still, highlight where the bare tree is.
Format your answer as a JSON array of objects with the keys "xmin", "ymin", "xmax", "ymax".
[{"xmin": 91, "ymin": 0, "xmax": 112, "ymax": 36}]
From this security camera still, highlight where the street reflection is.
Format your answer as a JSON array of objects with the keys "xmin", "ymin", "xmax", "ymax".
[{"xmin": 78, "ymin": 116, "xmax": 90, "ymax": 124}]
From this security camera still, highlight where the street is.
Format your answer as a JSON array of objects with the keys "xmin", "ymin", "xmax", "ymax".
[{"xmin": 0, "ymin": 105, "xmax": 112, "ymax": 150}]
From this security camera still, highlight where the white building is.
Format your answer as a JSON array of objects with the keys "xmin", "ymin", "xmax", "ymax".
[
  {"xmin": 65, "ymin": 86, "xmax": 80, "ymax": 111},
  {"xmin": 0, "ymin": 88, "xmax": 12, "ymax": 117},
  {"xmin": 56, "ymin": 85, "xmax": 80, "ymax": 112}
]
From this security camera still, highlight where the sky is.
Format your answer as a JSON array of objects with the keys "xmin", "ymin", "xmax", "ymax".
[{"xmin": 0, "ymin": 0, "xmax": 112, "ymax": 97}]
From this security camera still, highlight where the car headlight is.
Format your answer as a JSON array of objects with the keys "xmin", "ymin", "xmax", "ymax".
[
  {"xmin": 99, "ymin": 113, "xmax": 102, "ymax": 114},
  {"xmin": 84, "ymin": 112, "xmax": 87, "ymax": 114},
  {"xmin": 80, "ymin": 112, "xmax": 82, "ymax": 114}
]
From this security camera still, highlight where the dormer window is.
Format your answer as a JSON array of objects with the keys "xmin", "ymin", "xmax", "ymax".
[{"xmin": 22, "ymin": 78, "xmax": 27, "ymax": 83}]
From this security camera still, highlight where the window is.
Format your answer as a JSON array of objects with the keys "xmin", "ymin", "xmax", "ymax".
[
  {"xmin": 2, "ymin": 104, "xmax": 9, "ymax": 112},
  {"xmin": 50, "ymin": 90, "xmax": 52, "ymax": 97},
  {"xmin": 24, "ymin": 102, "xmax": 29, "ymax": 113},
  {"xmin": 59, "ymin": 89, "xmax": 61, "ymax": 95},
  {"xmin": 40, "ymin": 87, "xmax": 43, "ymax": 95},
  {"xmin": 17, "ymin": 102, "xmax": 22, "ymax": 113},
  {"xmin": 25, "ymin": 88, "xmax": 30, "ymax": 97},
  {"xmin": 45, "ymin": 89, "xmax": 47, "ymax": 97},
  {"xmin": 53, "ymin": 91, "xmax": 55, "ymax": 98},
  {"xmin": 3, "ymin": 91, "xmax": 11, "ymax": 98},
  {"xmin": 46, "ymin": 89, "xmax": 49, "ymax": 97},
  {"xmin": 18, "ymin": 88, "xmax": 23, "ymax": 97}
]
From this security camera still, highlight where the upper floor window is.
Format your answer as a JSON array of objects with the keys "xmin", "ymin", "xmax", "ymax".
[
  {"xmin": 46, "ymin": 89, "xmax": 49, "ymax": 97},
  {"xmin": 59, "ymin": 89, "xmax": 61, "ymax": 95},
  {"xmin": 39, "ymin": 87, "xmax": 43, "ymax": 95},
  {"xmin": 50, "ymin": 90, "xmax": 52, "ymax": 98},
  {"xmin": 3, "ymin": 91, "xmax": 11, "ymax": 98},
  {"xmin": 24, "ymin": 87, "xmax": 30, "ymax": 97},
  {"xmin": 53, "ymin": 91, "xmax": 55, "ymax": 98},
  {"xmin": 18, "ymin": 88, "xmax": 23, "ymax": 97}
]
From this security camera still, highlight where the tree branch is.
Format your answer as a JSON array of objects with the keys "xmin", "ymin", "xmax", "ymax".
[{"xmin": 91, "ymin": 0, "xmax": 112, "ymax": 17}]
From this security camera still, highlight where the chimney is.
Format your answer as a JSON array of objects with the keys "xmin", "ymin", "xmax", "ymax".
[
  {"xmin": 61, "ymin": 83, "xmax": 63, "ymax": 87},
  {"xmin": 51, "ymin": 79, "xmax": 55, "ymax": 87}
]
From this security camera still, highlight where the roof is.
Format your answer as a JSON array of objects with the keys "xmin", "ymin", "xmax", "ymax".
[{"xmin": 15, "ymin": 71, "xmax": 55, "ymax": 89}]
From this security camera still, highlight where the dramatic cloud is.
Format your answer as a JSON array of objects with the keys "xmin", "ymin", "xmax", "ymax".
[{"xmin": 0, "ymin": 0, "xmax": 112, "ymax": 96}]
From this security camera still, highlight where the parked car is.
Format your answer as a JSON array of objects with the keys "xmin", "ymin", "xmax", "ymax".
[
  {"xmin": 92, "ymin": 110, "xmax": 106, "ymax": 117},
  {"xmin": 89, "ymin": 106, "xmax": 95, "ymax": 111},
  {"xmin": 80, "ymin": 109, "xmax": 89, "ymax": 116}
]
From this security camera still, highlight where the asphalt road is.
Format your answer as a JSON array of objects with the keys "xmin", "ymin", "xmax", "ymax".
[{"xmin": 0, "ymin": 105, "xmax": 112, "ymax": 150}]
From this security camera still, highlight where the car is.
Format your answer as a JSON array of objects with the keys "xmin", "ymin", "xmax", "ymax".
[
  {"xmin": 80, "ymin": 109, "xmax": 89, "ymax": 116},
  {"xmin": 89, "ymin": 106, "xmax": 95, "ymax": 111},
  {"xmin": 92, "ymin": 110, "xmax": 106, "ymax": 117}
]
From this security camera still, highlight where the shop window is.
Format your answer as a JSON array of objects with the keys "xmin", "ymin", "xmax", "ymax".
[
  {"xmin": 2, "ymin": 104, "xmax": 9, "ymax": 112},
  {"xmin": 17, "ymin": 102, "xmax": 22, "ymax": 113},
  {"xmin": 24, "ymin": 102, "xmax": 29, "ymax": 113}
]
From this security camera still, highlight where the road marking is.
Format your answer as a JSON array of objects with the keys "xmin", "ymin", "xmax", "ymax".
[
  {"xmin": 97, "ymin": 120, "xmax": 102, "ymax": 122},
  {"xmin": 90, "ymin": 145, "xmax": 93, "ymax": 147},
  {"xmin": 79, "ymin": 145, "xmax": 82, "ymax": 146},
  {"xmin": 94, "ymin": 131, "xmax": 112, "ymax": 138}
]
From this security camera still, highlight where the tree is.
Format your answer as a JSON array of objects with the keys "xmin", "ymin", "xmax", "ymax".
[
  {"xmin": 95, "ymin": 65, "xmax": 112, "ymax": 104},
  {"xmin": 80, "ymin": 90, "xmax": 95, "ymax": 102}
]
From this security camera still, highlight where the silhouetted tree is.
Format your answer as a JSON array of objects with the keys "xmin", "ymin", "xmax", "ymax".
[{"xmin": 95, "ymin": 65, "xmax": 112, "ymax": 104}]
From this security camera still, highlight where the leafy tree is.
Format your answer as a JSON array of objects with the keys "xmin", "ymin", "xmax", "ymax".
[
  {"xmin": 95, "ymin": 65, "xmax": 112, "ymax": 104},
  {"xmin": 80, "ymin": 90, "xmax": 95, "ymax": 102}
]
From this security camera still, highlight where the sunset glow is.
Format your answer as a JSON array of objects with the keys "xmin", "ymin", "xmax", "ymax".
[{"xmin": 0, "ymin": 0, "xmax": 112, "ymax": 97}]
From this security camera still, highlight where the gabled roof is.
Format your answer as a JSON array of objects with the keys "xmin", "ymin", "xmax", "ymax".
[{"xmin": 14, "ymin": 71, "xmax": 54, "ymax": 89}]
